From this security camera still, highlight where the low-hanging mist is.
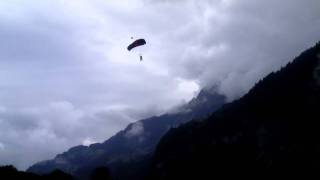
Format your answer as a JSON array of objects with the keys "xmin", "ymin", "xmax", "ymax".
[{"xmin": 0, "ymin": 0, "xmax": 319, "ymax": 169}]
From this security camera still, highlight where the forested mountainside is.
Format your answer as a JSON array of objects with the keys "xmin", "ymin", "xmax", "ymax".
[
  {"xmin": 148, "ymin": 42, "xmax": 320, "ymax": 179},
  {"xmin": 28, "ymin": 87, "xmax": 226, "ymax": 180}
]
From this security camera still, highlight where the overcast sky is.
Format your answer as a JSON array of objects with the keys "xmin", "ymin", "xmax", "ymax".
[{"xmin": 0, "ymin": 0, "xmax": 319, "ymax": 170}]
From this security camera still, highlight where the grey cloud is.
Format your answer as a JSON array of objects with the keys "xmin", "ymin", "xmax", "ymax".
[
  {"xmin": 0, "ymin": 101, "xmax": 150, "ymax": 169},
  {"xmin": 0, "ymin": 0, "xmax": 319, "ymax": 169},
  {"xmin": 158, "ymin": 0, "xmax": 320, "ymax": 100},
  {"xmin": 125, "ymin": 121, "xmax": 144, "ymax": 138}
]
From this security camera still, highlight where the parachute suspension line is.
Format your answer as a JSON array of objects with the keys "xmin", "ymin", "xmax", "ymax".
[{"xmin": 127, "ymin": 38, "xmax": 146, "ymax": 61}]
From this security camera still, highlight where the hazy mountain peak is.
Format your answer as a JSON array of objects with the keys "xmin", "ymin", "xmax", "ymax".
[{"xmin": 27, "ymin": 86, "xmax": 226, "ymax": 179}]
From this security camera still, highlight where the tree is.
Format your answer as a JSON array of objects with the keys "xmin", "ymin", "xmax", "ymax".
[{"xmin": 90, "ymin": 166, "xmax": 112, "ymax": 180}]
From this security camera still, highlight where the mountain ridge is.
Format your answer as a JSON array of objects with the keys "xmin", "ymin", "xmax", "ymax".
[
  {"xmin": 28, "ymin": 86, "xmax": 226, "ymax": 180},
  {"xmin": 147, "ymin": 42, "xmax": 320, "ymax": 179}
]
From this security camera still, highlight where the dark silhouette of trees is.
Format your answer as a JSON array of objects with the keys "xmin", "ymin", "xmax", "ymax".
[
  {"xmin": 0, "ymin": 165, "xmax": 74, "ymax": 180},
  {"xmin": 0, "ymin": 165, "xmax": 41, "ymax": 179},
  {"xmin": 90, "ymin": 166, "xmax": 112, "ymax": 180},
  {"xmin": 148, "ymin": 42, "xmax": 320, "ymax": 179},
  {"xmin": 42, "ymin": 169, "xmax": 74, "ymax": 180}
]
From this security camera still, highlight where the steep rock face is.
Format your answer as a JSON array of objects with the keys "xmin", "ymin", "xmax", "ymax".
[
  {"xmin": 28, "ymin": 88, "xmax": 226, "ymax": 180},
  {"xmin": 148, "ymin": 43, "xmax": 320, "ymax": 179}
]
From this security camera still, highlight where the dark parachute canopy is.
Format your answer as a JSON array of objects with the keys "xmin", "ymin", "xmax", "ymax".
[{"xmin": 127, "ymin": 39, "xmax": 146, "ymax": 51}]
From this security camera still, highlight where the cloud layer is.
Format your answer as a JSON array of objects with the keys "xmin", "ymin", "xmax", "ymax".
[{"xmin": 0, "ymin": 0, "xmax": 319, "ymax": 169}]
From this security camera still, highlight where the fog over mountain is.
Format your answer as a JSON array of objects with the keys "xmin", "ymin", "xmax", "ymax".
[{"xmin": 0, "ymin": 0, "xmax": 319, "ymax": 169}]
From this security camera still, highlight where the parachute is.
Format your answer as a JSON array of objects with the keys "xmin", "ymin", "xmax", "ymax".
[
  {"xmin": 127, "ymin": 38, "xmax": 146, "ymax": 61},
  {"xmin": 127, "ymin": 39, "xmax": 146, "ymax": 51}
]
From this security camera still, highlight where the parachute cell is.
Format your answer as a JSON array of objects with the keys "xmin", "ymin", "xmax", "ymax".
[{"xmin": 127, "ymin": 39, "xmax": 146, "ymax": 51}]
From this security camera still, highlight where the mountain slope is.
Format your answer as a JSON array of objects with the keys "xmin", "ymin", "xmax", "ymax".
[
  {"xmin": 28, "ymin": 87, "xmax": 226, "ymax": 179},
  {"xmin": 148, "ymin": 42, "xmax": 320, "ymax": 179}
]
